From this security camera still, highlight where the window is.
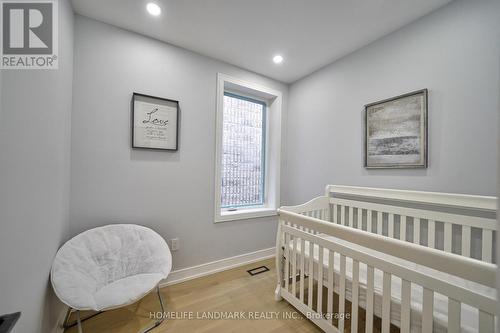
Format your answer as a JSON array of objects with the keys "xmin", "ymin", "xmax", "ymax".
[
  {"xmin": 221, "ymin": 93, "xmax": 266, "ymax": 208},
  {"xmin": 215, "ymin": 74, "xmax": 282, "ymax": 222}
]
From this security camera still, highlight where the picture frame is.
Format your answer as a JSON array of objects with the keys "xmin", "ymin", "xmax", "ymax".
[
  {"xmin": 364, "ymin": 89, "xmax": 428, "ymax": 169},
  {"xmin": 132, "ymin": 92, "xmax": 179, "ymax": 151}
]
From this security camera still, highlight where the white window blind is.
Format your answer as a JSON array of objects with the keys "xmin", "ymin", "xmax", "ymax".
[{"xmin": 221, "ymin": 93, "xmax": 266, "ymax": 208}]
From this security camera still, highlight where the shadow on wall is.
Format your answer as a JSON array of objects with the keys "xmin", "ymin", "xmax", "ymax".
[
  {"xmin": 130, "ymin": 149, "xmax": 180, "ymax": 162},
  {"xmin": 41, "ymin": 278, "xmax": 66, "ymax": 333},
  {"xmin": 364, "ymin": 168, "xmax": 429, "ymax": 177}
]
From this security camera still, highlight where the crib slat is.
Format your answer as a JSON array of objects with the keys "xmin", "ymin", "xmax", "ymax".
[
  {"xmin": 317, "ymin": 245, "xmax": 324, "ymax": 315},
  {"xmin": 448, "ymin": 298, "xmax": 461, "ymax": 333},
  {"xmin": 338, "ymin": 255, "xmax": 346, "ymax": 332},
  {"xmin": 291, "ymin": 237, "xmax": 297, "ymax": 296},
  {"xmin": 351, "ymin": 260, "xmax": 359, "ymax": 333},
  {"xmin": 388, "ymin": 213, "xmax": 394, "ymax": 238},
  {"xmin": 444, "ymin": 222, "xmax": 452, "ymax": 253},
  {"xmin": 349, "ymin": 206, "xmax": 354, "ymax": 227},
  {"xmin": 366, "ymin": 265, "xmax": 374, "ymax": 333},
  {"xmin": 284, "ymin": 233, "xmax": 290, "ymax": 291},
  {"xmin": 482, "ymin": 229, "xmax": 493, "ymax": 263},
  {"xmin": 341, "ymin": 205, "xmax": 346, "ymax": 225},
  {"xmin": 414, "ymin": 218, "xmax": 420, "ymax": 245},
  {"xmin": 400, "ymin": 215, "xmax": 406, "ymax": 241},
  {"xmin": 422, "ymin": 288, "xmax": 433, "ymax": 333},
  {"xmin": 367, "ymin": 210, "xmax": 373, "ymax": 233},
  {"xmin": 401, "ymin": 279, "xmax": 411, "ymax": 333},
  {"xmin": 308, "ymin": 240, "xmax": 314, "ymax": 308},
  {"xmin": 357, "ymin": 208, "xmax": 363, "ymax": 230},
  {"xmin": 428, "ymin": 220, "xmax": 435, "ymax": 248},
  {"xmin": 327, "ymin": 250, "xmax": 334, "ymax": 325},
  {"xmin": 382, "ymin": 272, "xmax": 391, "ymax": 332},
  {"xmin": 479, "ymin": 311, "xmax": 494, "ymax": 332},
  {"xmin": 377, "ymin": 211, "xmax": 383, "ymax": 235},
  {"xmin": 333, "ymin": 204, "xmax": 338, "ymax": 224},
  {"xmin": 299, "ymin": 238, "xmax": 305, "ymax": 302},
  {"xmin": 461, "ymin": 225, "xmax": 471, "ymax": 257}
]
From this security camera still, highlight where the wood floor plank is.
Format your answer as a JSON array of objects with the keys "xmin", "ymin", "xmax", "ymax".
[
  {"xmin": 64, "ymin": 259, "xmax": 322, "ymax": 333},
  {"xmin": 65, "ymin": 258, "xmax": 396, "ymax": 333}
]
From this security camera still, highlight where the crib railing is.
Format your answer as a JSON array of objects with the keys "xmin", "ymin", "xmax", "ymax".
[
  {"xmin": 276, "ymin": 210, "xmax": 497, "ymax": 333},
  {"xmin": 329, "ymin": 197, "xmax": 496, "ymax": 262},
  {"xmin": 280, "ymin": 196, "xmax": 330, "ymax": 220},
  {"xmin": 276, "ymin": 186, "xmax": 497, "ymax": 333},
  {"xmin": 326, "ymin": 185, "xmax": 497, "ymax": 263}
]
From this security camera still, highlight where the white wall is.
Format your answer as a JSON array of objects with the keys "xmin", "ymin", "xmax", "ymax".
[
  {"xmin": 497, "ymin": 50, "xmax": 500, "ymax": 332},
  {"xmin": 70, "ymin": 16, "xmax": 288, "ymax": 270},
  {"xmin": 285, "ymin": 0, "xmax": 500, "ymax": 204},
  {"xmin": 0, "ymin": 0, "xmax": 74, "ymax": 332}
]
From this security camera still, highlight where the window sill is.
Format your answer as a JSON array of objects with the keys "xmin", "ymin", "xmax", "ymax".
[{"xmin": 215, "ymin": 207, "xmax": 277, "ymax": 223}]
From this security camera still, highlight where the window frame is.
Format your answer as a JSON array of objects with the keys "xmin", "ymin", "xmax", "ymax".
[
  {"xmin": 221, "ymin": 91, "xmax": 267, "ymax": 209},
  {"xmin": 214, "ymin": 73, "xmax": 282, "ymax": 223}
]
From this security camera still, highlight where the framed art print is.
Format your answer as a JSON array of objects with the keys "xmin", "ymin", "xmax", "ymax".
[
  {"xmin": 132, "ymin": 92, "xmax": 179, "ymax": 151},
  {"xmin": 364, "ymin": 89, "xmax": 428, "ymax": 169}
]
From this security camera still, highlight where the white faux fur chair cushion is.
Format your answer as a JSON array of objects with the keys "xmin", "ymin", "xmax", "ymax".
[{"xmin": 51, "ymin": 224, "xmax": 172, "ymax": 311}]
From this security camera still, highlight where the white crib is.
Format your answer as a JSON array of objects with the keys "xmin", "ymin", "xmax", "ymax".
[{"xmin": 275, "ymin": 185, "xmax": 497, "ymax": 333}]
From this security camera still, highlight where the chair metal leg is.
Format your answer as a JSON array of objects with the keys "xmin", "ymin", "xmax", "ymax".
[
  {"xmin": 62, "ymin": 286, "xmax": 165, "ymax": 333},
  {"xmin": 76, "ymin": 310, "xmax": 83, "ymax": 333},
  {"xmin": 63, "ymin": 309, "xmax": 103, "ymax": 330},
  {"xmin": 140, "ymin": 285, "xmax": 166, "ymax": 333}
]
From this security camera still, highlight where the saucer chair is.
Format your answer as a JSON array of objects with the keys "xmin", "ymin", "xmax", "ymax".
[{"xmin": 51, "ymin": 224, "xmax": 172, "ymax": 333}]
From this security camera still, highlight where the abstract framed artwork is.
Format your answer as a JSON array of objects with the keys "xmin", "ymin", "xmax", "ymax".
[
  {"xmin": 132, "ymin": 92, "xmax": 179, "ymax": 151},
  {"xmin": 364, "ymin": 89, "xmax": 428, "ymax": 169}
]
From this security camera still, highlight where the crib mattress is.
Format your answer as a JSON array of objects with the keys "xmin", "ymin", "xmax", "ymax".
[{"xmin": 286, "ymin": 234, "xmax": 495, "ymax": 333}]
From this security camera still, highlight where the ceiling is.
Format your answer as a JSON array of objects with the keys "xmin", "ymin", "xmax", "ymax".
[{"xmin": 71, "ymin": 0, "xmax": 452, "ymax": 83}]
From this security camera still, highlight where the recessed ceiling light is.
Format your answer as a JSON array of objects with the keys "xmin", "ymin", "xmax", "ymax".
[
  {"xmin": 273, "ymin": 55, "xmax": 284, "ymax": 64},
  {"xmin": 146, "ymin": 3, "xmax": 162, "ymax": 16}
]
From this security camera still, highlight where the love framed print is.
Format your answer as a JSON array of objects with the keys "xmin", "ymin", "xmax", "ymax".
[{"xmin": 132, "ymin": 93, "xmax": 179, "ymax": 150}]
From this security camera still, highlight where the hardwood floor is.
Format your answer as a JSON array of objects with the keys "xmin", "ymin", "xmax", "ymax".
[
  {"xmin": 65, "ymin": 258, "xmax": 321, "ymax": 333},
  {"xmin": 64, "ymin": 258, "xmax": 395, "ymax": 333}
]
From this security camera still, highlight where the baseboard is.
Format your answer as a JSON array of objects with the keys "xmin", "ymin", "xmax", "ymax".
[{"xmin": 160, "ymin": 247, "xmax": 275, "ymax": 287}]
